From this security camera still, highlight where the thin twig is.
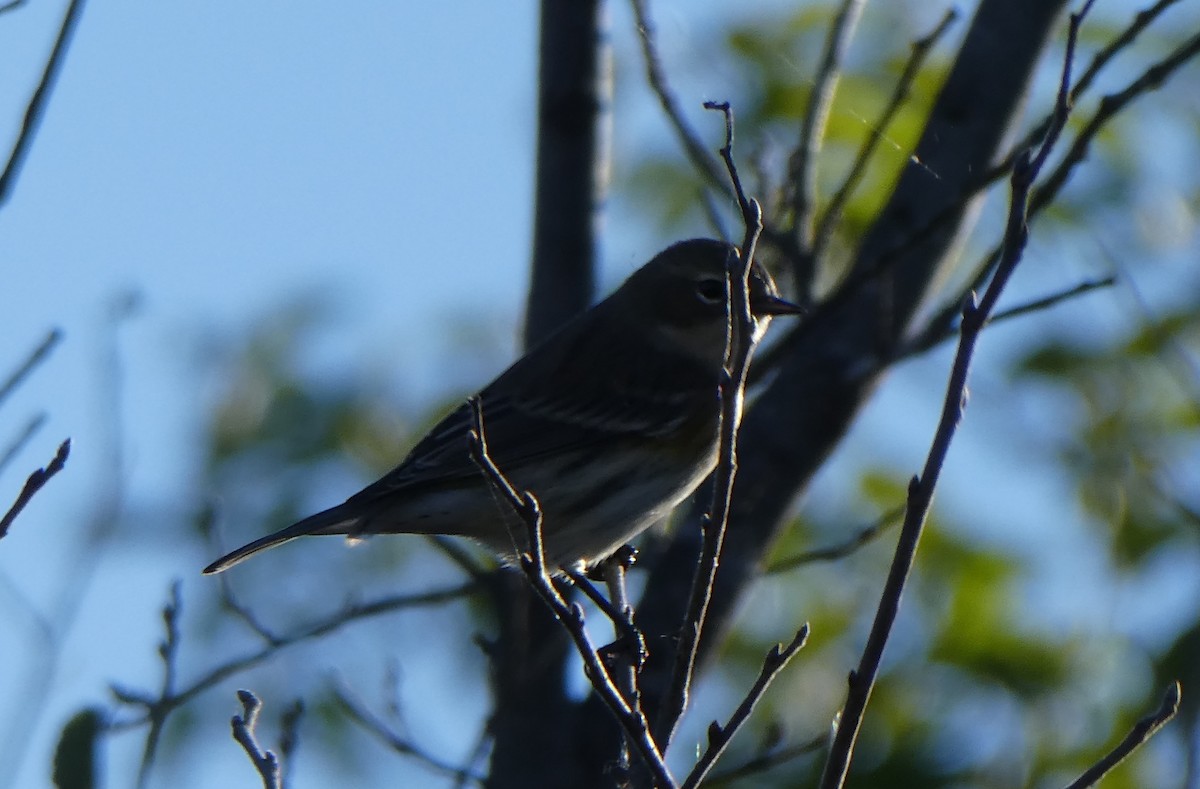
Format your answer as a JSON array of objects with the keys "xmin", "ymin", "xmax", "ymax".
[
  {"xmin": 230, "ymin": 690, "xmax": 281, "ymax": 789},
  {"xmin": 333, "ymin": 683, "xmax": 481, "ymax": 783},
  {"xmin": 0, "ymin": 439, "xmax": 70, "ymax": 540},
  {"xmin": 986, "ymin": 0, "xmax": 1185, "ymax": 188},
  {"xmin": 1030, "ymin": 28, "xmax": 1200, "ymax": 219},
  {"xmin": 466, "ymin": 398, "xmax": 678, "ymax": 788},
  {"xmin": 0, "ymin": 0, "xmax": 27, "ymax": 14},
  {"xmin": 1063, "ymin": 682, "xmax": 1181, "ymax": 789},
  {"xmin": 654, "ymin": 100, "xmax": 763, "ymax": 752},
  {"xmin": 939, "ymin": 26, "xmax": 1200, "ymax": 335},
  {"xmin": 452, "ymin": 720, "xmax": 494, "ymax": 789},
  {"xmin": 277, "ymin": 699, "xmax": 304, "ymax": 789},
  {"xmin": 834, "ymin": 0, "xmax": 1197, "ymax": 333},
  {"xmin": 681, "ymin": 626, "xmax": 809, "ymax": 789},
  {"xmin": 0, "ymin": 413, "xmax": 48, "ymax": 477},
  {"xmin": 767, "ymin": 506, "xmax": 904, "ymax": 574},
  {"xmin": 131, "ymin": 582, "xmax": 182, "ymax": 789},
  {"xmin": 0, "ymin": 329, "xmax": 62, "ymax": 408},
  {"xmin": 629, "ymin": 0, "xmax": 730, "ymax": 194},
  {"xmin": 425, "ymin": 534, "xmax": 493, "ymax": 582},
  {"xmin": 818, "ymin": 7, "xmax": 1090, "ymax": 786},
  {"xmin": 602, "ymin": 555, "xmax": 643, "ymax": 778},
  {"xmin": 900, "ymin": 276, "xmax": 1117, "ymax": 361},
  {"xmin": 0, "ymin": 0, "xmax": 87, "ymax": 208},
  {"xmin": 812, "ymin": 8, "xmax": 958, "ymax": 265},
  {"xmin": 109, "ymin": 582, "xmax": 476, "ymax": 728},
  {"xmin": 787, "ymin": 0, "xmax": 868, "ymax": 297},
  {"xmin": 708, "ymin": 732, "xmax": 827, "ymax": 786}
]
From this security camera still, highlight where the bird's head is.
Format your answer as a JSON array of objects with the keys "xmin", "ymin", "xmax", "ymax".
[{"xmin": 617, "ymin": 238, "xmax": 803, "ymax": 369}]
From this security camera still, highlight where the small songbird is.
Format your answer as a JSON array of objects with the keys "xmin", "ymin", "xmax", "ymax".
[{"xmin": 203, "ymin": 238, "xmax": 802, "ymax": 575}]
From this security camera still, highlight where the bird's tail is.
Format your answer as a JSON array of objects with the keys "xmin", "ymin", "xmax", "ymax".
[{"xmin": 202, "ymin": 504, "xmax": 358, "ymax": 575}]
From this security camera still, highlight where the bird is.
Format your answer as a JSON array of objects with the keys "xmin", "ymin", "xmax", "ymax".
[{"xmin": 203, "ymin": 238, "xmax": 802, "ymax": 575}]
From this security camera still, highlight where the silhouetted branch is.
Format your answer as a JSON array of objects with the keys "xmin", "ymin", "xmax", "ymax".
[
  {"xmin": 121, "ymin": 581, "xmax": 182, "ymax": 789},
  {"xmin": 230, "ymin": 690, "xmax": 281, "ymax": 789},
  {"xmin": 708, "ymin": 731, "xmax": 827, "ymax": 786},
  {"xmin": 1063, "ymin": 682, "xmax": 1181, "ymax": 789},
  {"xmin": 277, "ymin": 699, "xmax": 304, "ymax": 789},
  {"xmin": 654, "ymin": 101, "xmax": 763, "ymax": 751},
  {"xmin": 333, "ymin": 682, "xmax": 481, "ymax": 783},
  {"xmin": 786, "ymin": 0, "xmax": 867, "ymax": 297},
  {"xmin": 466, "ymin": 397, "xmax": 677, "ymax": 788},
  {"xmin": 0, "ymin": 0, "xmax": 86, "ymax": 208},
  {"xmin": 681, "ymin": 626, "xmax": 809, "ymax": 789},
  {"xmin": 0, "ymin": 413, "xmax": 47, "ymax": 476},
  {"xmin": 110, "ymin": 582, "xmax": 476, "ymax": 731},
  {"xmin": 818, "ymin": 7, "xmax": 1091, "ymax": 786},
  {"xmin": 767, "ymin": 506, "xmax": 904, "ymax": 574},
  {"xmin": 629, "ymin": 0, "xmax": 729, "ymax": 194},
  {"xmin": 988, "ymin": 0, "xmax": 1185, "ymax": 186},
  {"xmin": 0, "ymin": 329, "xmax": 61, "ymax": 408},
  {"xmin": 0, "ymin": 438, "xmax": 69, "ymax": 540},
  {"xmin": 901, "ymin": 276, "xmax": 1117, "ymax": 361},
  {"xmin": 812, "ymin": 8, "xmax": 959, "ymax": 265}
]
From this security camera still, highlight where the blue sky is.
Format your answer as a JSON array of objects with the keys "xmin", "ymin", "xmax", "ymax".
[{"xmin": 1, "ymin": 1, "xmax": 1198, "ymax": 786}]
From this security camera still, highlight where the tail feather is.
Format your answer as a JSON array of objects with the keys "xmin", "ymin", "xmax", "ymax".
[{"xmin": 202, "ymin": 505, "xmax": 358, "ymax": 575}]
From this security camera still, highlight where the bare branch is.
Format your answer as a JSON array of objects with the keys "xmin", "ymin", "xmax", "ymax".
[
  {"xmin": 110, "ymin": 582, "xmax": 476, "ymax": 731},
  {"xmin": 0, "ymin": 0, "xmax": 86, "ymax": 208},
  {"xmin": 0, "ymin": 412, "xmax": 48, "ymax": 476},
  {"xmin": 1030, "ymin": 28, "xmax": 1200, "ymax": 218},
  {"xmin": 786, "ymin": 0, "xmax": 867, "ymax": 297},
  {"xmin": 131, "ymin": 581, "xmax": 183, "ymax": 789},
  {"xmin": 901, "ymin": 276, "xmax": 1116, "ymax": 361},
  {"xmin": 1063, "ymin": 682, "xmax": 1181, "ymax": 789},
  {"xmin": 988, "ymin": 0, "xmax": 1185, "ymax": 186},
  {"xmin": 230, "ymin": 690, "xmax": 281, "ymax": 789},
  {"xmin": 333, "ymin": 683, "xmax": 482, "ymax": 783},
  {"xmin": 767, "ymin": 506, "xmax": 903, "ymax": 574},
  {"xmin": 0, "ymin": 329, "xmax": 62, "ymax": 408},
  {"xmin": 818, "ymin": 8, "xmax": 1090, "ymax": 786},
  {"xmin": 708, "ymin": 732, "xmax": 827, "ymax": 786},
  {"xmin": 466, "ymin": 398, "xmax": 677, "ymax": 788},
  {"xmin": 0, "ymin": 438, "xmax": 70, "ymax": 540},
  {"xmin": 277, "ymin": 700, "xmax": 304, "ymax": 789},
  {"xmin": 681, "ymin": 626, "xmax": 809, "ymax": 789},
  {"xmin": 812, "ymin": 8, "xmax": 959, "ymax": 265},
  {"xmin": 654, "ymin": 100, "xmax": 763, "ymax": 751},
  {"xmin": 629, "ymin": 0, "xmax": 730, "ymax": 194}
]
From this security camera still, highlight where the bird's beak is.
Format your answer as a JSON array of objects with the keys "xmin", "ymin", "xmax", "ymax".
[{"xmin": 752, "ymin": 292, "xmax": 806, "ymax": 317}]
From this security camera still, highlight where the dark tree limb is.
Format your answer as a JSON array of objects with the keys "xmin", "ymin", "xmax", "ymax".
[
  {"xmin": 490, "ymin": 4, "xmax": 612, "ymax": 785},
  {"xmin": 523, "ymin": 0, "xmax": 608, "ymax": 345}
]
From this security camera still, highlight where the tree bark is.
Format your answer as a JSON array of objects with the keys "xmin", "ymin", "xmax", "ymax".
[{"xmin": 487, "ymin": 2, "xmax": 610, "ymax": 788}]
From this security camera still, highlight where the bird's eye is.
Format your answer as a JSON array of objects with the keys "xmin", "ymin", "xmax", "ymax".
[{"xmin": 695, "ymin": 278, "xmax": 724, "ymax": 304}]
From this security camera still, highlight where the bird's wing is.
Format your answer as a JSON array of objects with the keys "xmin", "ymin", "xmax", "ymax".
[{"xmin": 347, "ymin": 321, "xmax": 716, "ymax": 501}]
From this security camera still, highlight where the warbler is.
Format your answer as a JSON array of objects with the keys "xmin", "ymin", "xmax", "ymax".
[{"xmin": 203, "ymin": 238, "xmax": 801, "ymax": 574}]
